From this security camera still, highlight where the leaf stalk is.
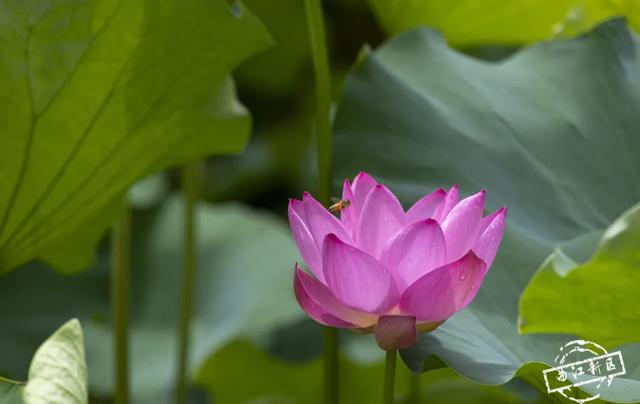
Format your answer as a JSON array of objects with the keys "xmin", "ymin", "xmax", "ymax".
[
  {"xmin": 112, "ymin": 203, "xmax": 131, "ymax": 404},
  {"xmin": 175, "ymin": 161, "xmax": 201, "ymax": 404}
]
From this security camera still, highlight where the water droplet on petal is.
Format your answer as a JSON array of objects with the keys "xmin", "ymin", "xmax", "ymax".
[{"xmin": 459, "ymin": 273, "xmax": 467, "ymax": 281}]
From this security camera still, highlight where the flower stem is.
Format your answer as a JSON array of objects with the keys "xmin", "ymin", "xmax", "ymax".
[
  {"xmin": 303, "ymin": 0, "xmax": 339, "ymax": 402},
  {"xmin": 175, "ymin": 161, "xmax": 200, "ymax": 404},
  {"xmin": 383, "ymin": 350, "xmax": 397, "ymax": 404},
  {"xmin": 304, "ymin": 0, "xmax": 332, "ymax": 206},
  {"xmin": 408, "ymin": 371, "xmax": 421, "ymax": 404},
  {"xmin": 112, "ymin": 202, "xmax": 131, "ymax": 404},
  {"xmin": 323, "ymin": 327, "xmax": 339, "ymax": 404}
]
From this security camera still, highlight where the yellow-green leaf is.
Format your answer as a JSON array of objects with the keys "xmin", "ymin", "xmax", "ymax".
[
  {"xmin": 520, "ymin": 202, "xmax": 640, "ymax": 346},
  {"xmin": 368, "ymin": 0, "xmax": 640, "ymax": 46}
]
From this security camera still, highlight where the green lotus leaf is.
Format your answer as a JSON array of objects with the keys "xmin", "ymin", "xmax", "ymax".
[
  {"xmin": 332, "ymin": 18, "xmax": 640, "ymax": 402},
  {"xmin": 0, "ymin": 0, "xmax": 271, "ymax": 273}
]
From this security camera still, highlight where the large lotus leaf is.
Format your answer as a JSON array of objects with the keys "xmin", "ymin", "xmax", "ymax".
[
  {"xmin": 36, "ymin": 196, "xmax": 124, "ymax": 274},
  {"xmin": 0, "ymin": 0, "xmax": 271, "ymax": 273},
  {"xmin": 332, "ymin": 19, "xmax": 640, "ymax": 402},
  {"xmin": 520, "ymin": 202, "xmax": 640, "ymax": 346},
  {"xmin": 195, "ymin": 339, "xmax": 525, "ymax": 404},
  {"xmin": 0, "ymin": 195, "xmax": 303, "ymax": 403},
  {"xmin": 368, "ymin": 0, "xmax": 640, "ymax": 46}
]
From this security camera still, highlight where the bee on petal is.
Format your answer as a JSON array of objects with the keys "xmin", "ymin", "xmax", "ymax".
[{"xmin": 328, "ymin": 198, "xmax": 350, "ymax": 214}]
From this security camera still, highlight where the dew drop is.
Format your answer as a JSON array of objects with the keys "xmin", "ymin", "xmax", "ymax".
[
  {"xmin": 458, "ymin": 273, "xmax": 467, "ymax": 281},
  {"xmin": 229, "ymin": 1, "xmax": 243, "ymax": 18}
]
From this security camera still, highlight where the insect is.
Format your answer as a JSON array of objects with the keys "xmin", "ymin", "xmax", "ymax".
[{"xmin": 328, "ymin": 198, "xmax": 351, "ymax": 214}]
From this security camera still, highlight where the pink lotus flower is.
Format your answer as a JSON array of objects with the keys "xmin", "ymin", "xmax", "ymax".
[{"xmin": 289, "ymin": 172, "xmax": 506, "ymax": 350}]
